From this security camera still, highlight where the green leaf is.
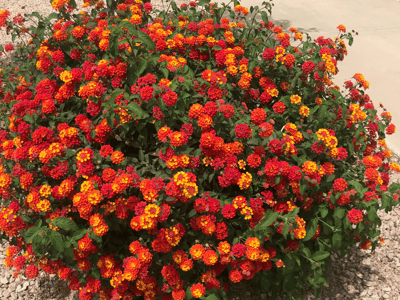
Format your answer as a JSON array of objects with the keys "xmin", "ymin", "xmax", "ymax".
[
  {"xmin": 52, "ymin": 217, "xmax": 79, "ymax": 232},
  {"xmin": 127, "ymin": 102, "xmax": 149, "ymax": 119},
  {"xmin": 32, "ymin": 235, "xmax": 45, "ymax": 256},
  {"xmin": 46, "ymin": 12, "xmax": 59, "ymax": 21},
  {"xmin": 254, "ymin": 210, "xmax": 278, "ymax": 232},
  {"xmin": 170, "ymin": 1, "xmax": 179, "ymax": 11},
  {"xmin": 334, "ymin": 207, "xmax": 345, "ymax": 219},
  {"xmin": 302, "ymin": 247, "xmax": 311, "ymax": 258},
  {"xmin": 326, "ymin": 175, "xmax": 335, "ymax": 183},
  {"xmin": 106, "ymin": 112, "xmax": 115, "ymax": 128},
  {"xmin": 120, "ymin": 21, "xmax": 136, "ymax": 34},
  {"xmin": 72, "ymin": 229, "xmax": 87, "ymax": 240},
  {"xmin": 137, "ymin": 30, "xmax": 155, "ymax": 51},
  {"xmin": 349, "ymin": 35, "xmax": 354, "ymax": 46},
  {"xmin": 135, "ymin": 57, "xmax": 148, "ymax": 77},
  {"xmin": 312, "ymin": 251, "xmax": 330, "ymax": 261},
  {"xmin": 109, "ymin": 33, "xmax": 119, "ymax": 57},
  {"xmin": 23, "ymin": 114, "xmax": 34, "ymax": 124},
  {"xmin": 282, "ymin": 221, "xmax": 289, "ymax": 238},
  {"xmin": 260, "ymin": 11, "xmax": 269, "ymax": 24},
  {"xmin": 300, "ymin": 178, "xmax": 307, "ymax": 195},
  {"xmin": 64, "ymin": 244, "xmax": 74, "ymax": 263},
  {"xmin": 332, "ymin": 232, "xmax": 342, "ymax": 250},
  {"xmin": 381, "ymin": 194, "xmax": 391, "ymax": 210},
  {"xmin": 367, "ymin": 206, "xmax": 378, "ymax": 222},
  {"xmin": 294, "ymin": 255, "xmax": 301, "ymax": 266},
  {"xmin": 186, "ymin": 286, "xmax": 194, "ymax": 300},
  {"xmin": 160, "ymin": 68, "xmax": 169, "ymax": 79},
  {"xmin": 21, "ymin": 215, "xmax": 31, "ymax": 223},
  {"xmin": 91, "ymin": 269, "xmax": 101, "ymax": 279},
  {"xmin": 206, "ymin": 294, "xmax": 220, "ymax": 300},
  {"xmin": 49, "ymin": 231, "xmax": 64, "ymax": 253},
  {"xmin": 188, "ymin": 209, "xmax": 197, "ymax": 218},
  {"xmin": 198, "ymin": 0, "xmax": 211, "ymax": 6},
  {"xmin": 24, "ymin": 226, "xmax": 40, "ymax": 243},
  {"xmin": 320, "ymin": 206, "xmax": 328, "ymax": 218},
  {"xmin": 317, "ymin": 104, "xmax": 329, "ymax": 124},
  {"xmin": 303, "ymin": 219, "xmax": 318, "ymax": 241},
  {"xmin": 348, "ymin": 180, "xmax": 364, "ymax": 195}
]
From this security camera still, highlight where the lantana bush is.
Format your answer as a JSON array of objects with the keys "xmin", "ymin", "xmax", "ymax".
[{"xmin": 0, "ymin": 0, "xmax": 399, "ymax": 299}]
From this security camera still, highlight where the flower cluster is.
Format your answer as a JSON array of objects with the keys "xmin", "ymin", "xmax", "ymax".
[{"xmin": 0, "ymin": 0, "xmax": 399, "ymax": 299}]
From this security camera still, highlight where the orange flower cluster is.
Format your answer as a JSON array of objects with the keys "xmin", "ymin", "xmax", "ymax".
[
  {"xmin": 51, "ymin": 0, "xmax": 70, "ymax": 11},
  {"xmin": 165, "ymin": 172, "xmax": 198, "ymax": 203},
  {"xmin": 89, "ymin": 213, "xmax": 109, "ymax": 236},
  {"xmin": 354, "ymin": 73, "xmax": 369, "ymax": 89},
  {"xmin": 293, "ymin": 217, "xmax": 307, "ymax": 239},
  {"xmin": 0, "ymin": 0, "xmax": 398, "ymax": 298},
  {"xmin": 158, "ymin": 54, "xmax": 187, "ymax": 72},
  {"xmin": 0, "ymin": 201, "xmax": 26, "ymax": 237}
]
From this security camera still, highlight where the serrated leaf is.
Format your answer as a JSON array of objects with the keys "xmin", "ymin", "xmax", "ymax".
[
  {"xmin": 188, "ymin": 209, "xmax": 197, "ymax": 218},
  {"xmin": 46, "ymin": 12, "xmax": 59, "ymax": 21},
  {"xmin": 106, "ymin": 112, "xmax": 115, "ymax": 128},
  {"xmin": 24, "ymin": 226, "xmax": 40, "ymax": 243},
  {"xmin": 127, "ymin": 102, "xmax": 149, "ymax": 119},
  {"xmin": 327, "ymin": 174, "xmax": 335, "ymax": 182},
  {"xmin": 312, "ymin": 251, "xmax": 330, "ymax": 261},
  {"xmin": 64, "ymin": 244, "xmax": 74, "ymax": 263},
  {"xmin": 137, "ymin": 30, "xmax": 155, "ymax": 51},
  {"xmin": 135, "ymin": 57, "xmax": 148, "ymax": 77},
  {"xmin": 72, "ymin": 229, "xmax": 87, "ymax": 240},
  {"xmin": 282, "ymin": 221, "xmax": 289, "ymax": 238},
  {"xmin": 120, "ymin": 20, "xmax": 136, "ymax": 34},
  {"xmin": 319, "ymin": 206, "xmax": 328, "ymax": 218},
  {"xmin": 349, "ymin": 35, "xmax": 354, "ymax": 46},
  {"xmin": 170, "ymin": 0, "xmax": 179, "ymax": 11},
  {"xmin": 160, "ymin": 68, "xmax": 169, "ymax": 79},
  {"xmin": 334, "ymin": 207, "xmax": 345, "ymax": 219},
  {"xmin": 50, "ymin": 231, "xmax": 64, "ymax": 253},
  {"xmin": 367, "ymin": 206, "xmax": 378, "ymax": 222},
  {"xmin": 198, "ymin": 0, "xmax": 211, "ymax": 6},
  {"xmin": 206, "ymin": 294, "xmax": 220, "ymax": 300},
  {"xmin": 317, "ymin": 104, "xmax": 329, "ymax": 123},
  {"xmin": 348, "ymin": 180, "xmax": 364, "ymax": 194},
  {"xmin": 300, "ymin": 178, "xmax": 307, "ymax": 195},
  {"xmin": 23, "ymin": 114, "xmax": 34, "ymax": 124},
  {"xmin": 303, "ymin": 219, "xmax": 318, "ymax": 241},
  {"xmin": 332, "ymin": 232, "xmax": 342, "ymax": 250},
  {"xmin": 109, "ymin": 33, "xmax": 119, "ymax": 57},
  {"xmin": 302, "ymin": 247, "xmax": 311, "ymax": 257},
  {"xmin": 294, "ymin": 255, "xmax": 301, "ymax": 266},
  {"xmin": 186, "ymin": 286, "xmax": 194, "ymax": 300},
  {"xmin": 254, "ymin": 210, "xmax": 278, "ymax": 232},
  {"xmin": 260, "ymin": 11, "xmax": 269, "ymax": 24},
  {"xmin": 52, "ymin": 217, "xmax": 79, "ymax": 232}
]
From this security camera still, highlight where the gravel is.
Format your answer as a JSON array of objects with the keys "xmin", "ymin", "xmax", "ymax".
[{"xmin": 2, "ymin": 1, "xmax": 400, "ymax": 299}]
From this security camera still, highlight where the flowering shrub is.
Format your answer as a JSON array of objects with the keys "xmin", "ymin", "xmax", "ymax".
[{"xmin": 0, "ymin": 0, "xmax": 400, "ymax": 299}]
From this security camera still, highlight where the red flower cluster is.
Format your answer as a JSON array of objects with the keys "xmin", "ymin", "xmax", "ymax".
[{"xmin": 0, "ymin": 1, "xmax": 398, "ymax": 299}]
